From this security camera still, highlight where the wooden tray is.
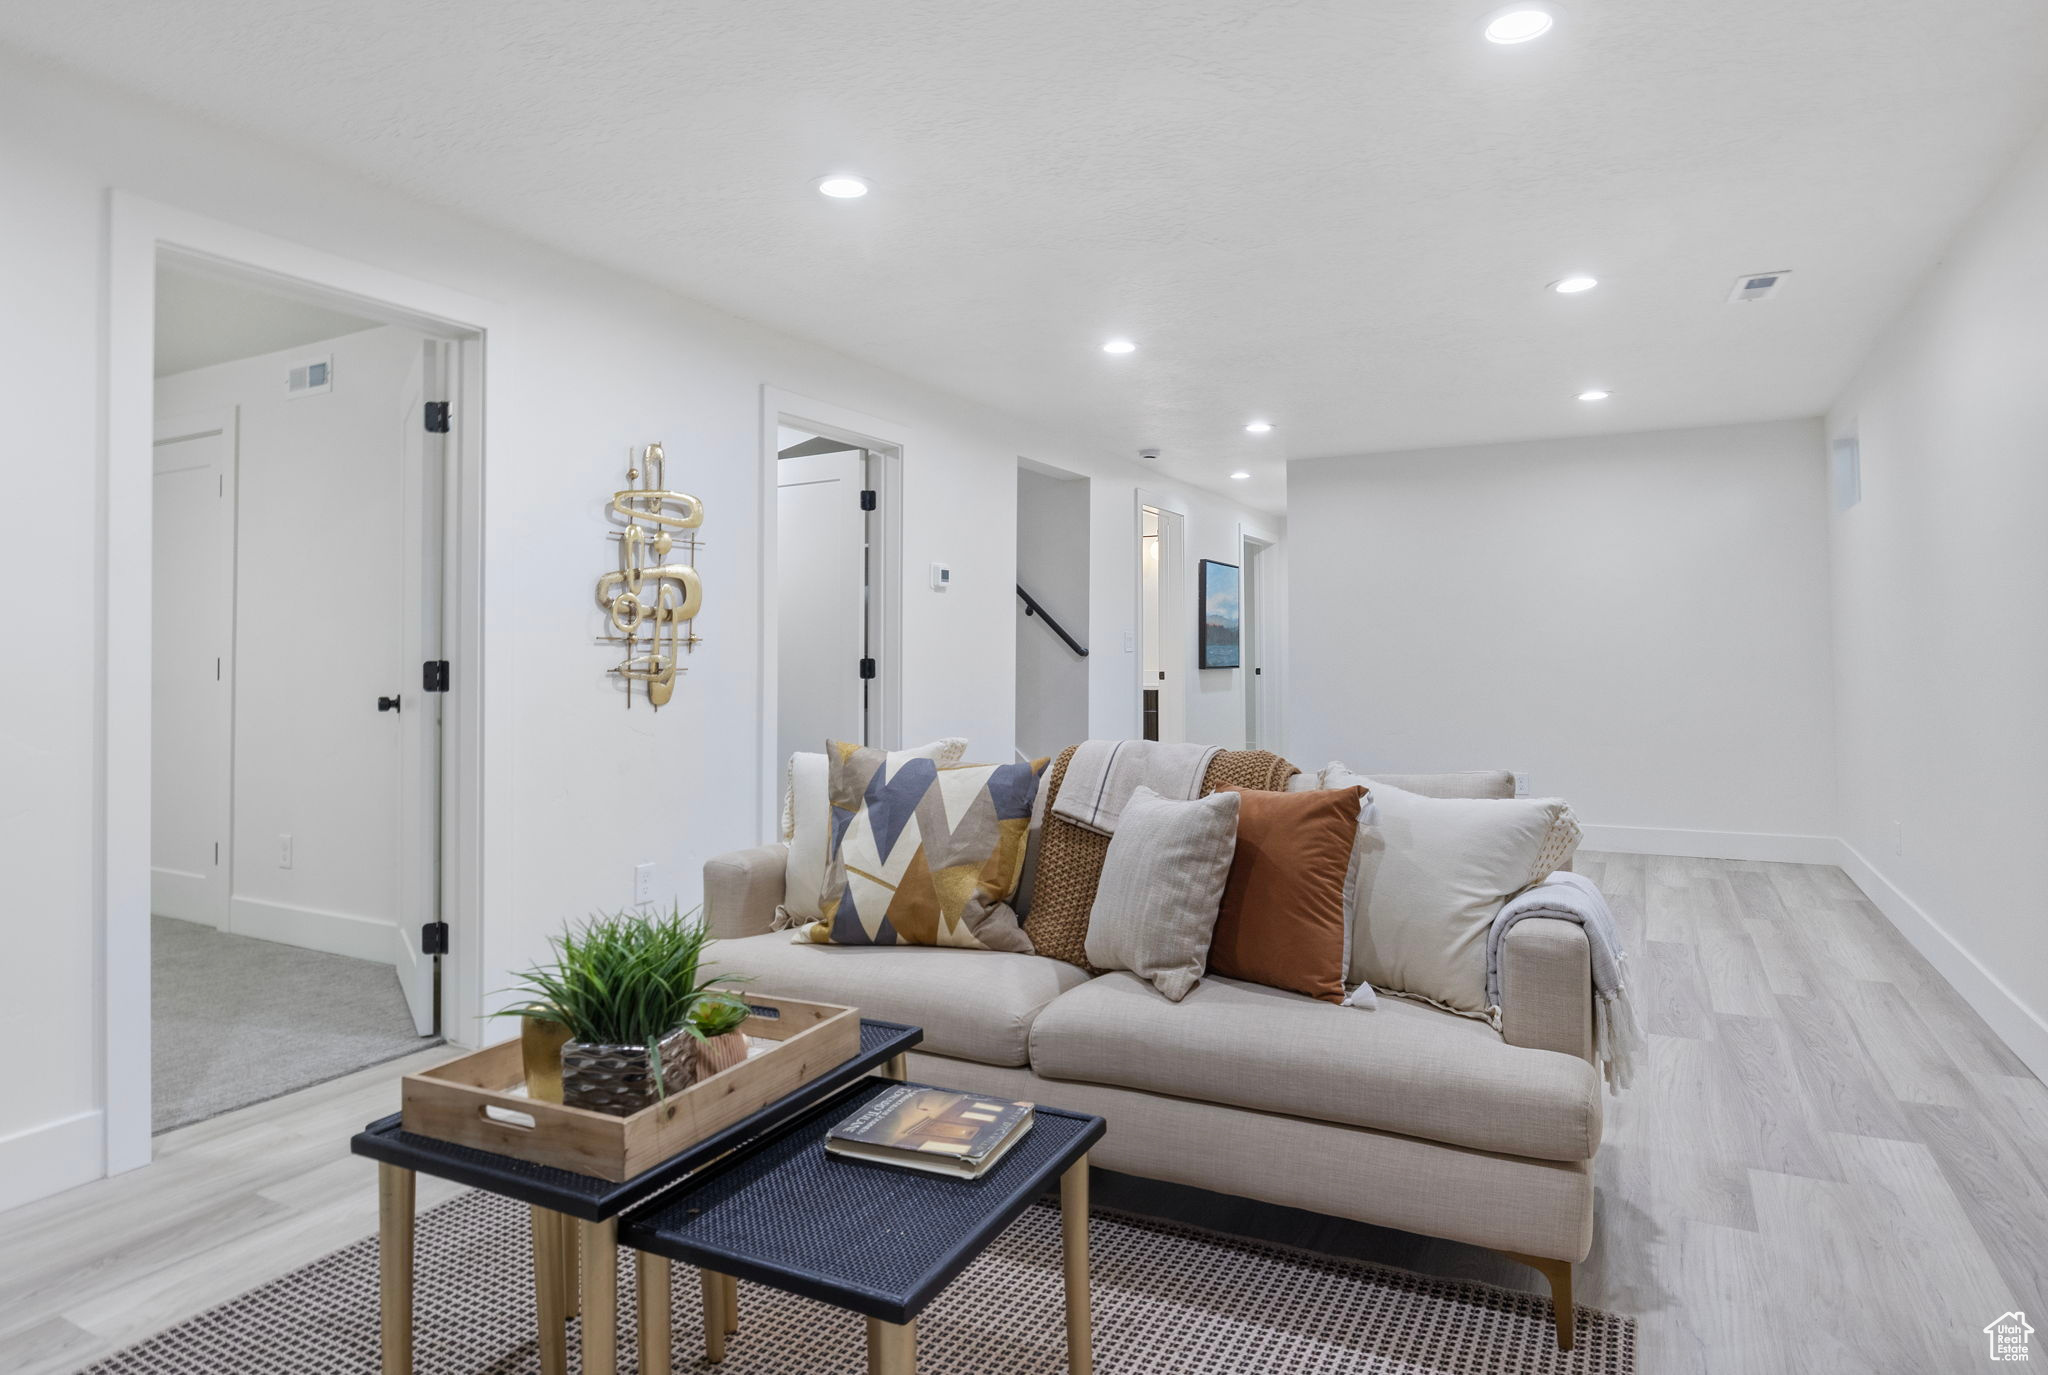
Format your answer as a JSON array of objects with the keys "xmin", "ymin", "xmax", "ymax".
[{"xmin": 401, "ymin": 995, "xmax": 861, "ymax": 1182}]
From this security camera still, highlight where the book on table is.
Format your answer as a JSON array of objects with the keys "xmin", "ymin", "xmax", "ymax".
[{"xmin": 825, "ymin": 1085, "xmax": 1035, "ymax": 1179}]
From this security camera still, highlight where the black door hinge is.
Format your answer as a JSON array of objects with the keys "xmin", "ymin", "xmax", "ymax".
[
  {"xmin": 859, "ymin": 489, "xmax": 877, "ymax": 511},
  {"xmin": 859, "ymin": 657, "xmax": 877, "ymax": 680},
  {"xmin": 422, "ymin": 659, "xmax": 450, "ymax": 692},
  {"xmin": 423, "ymin": 401, "xmax": 451, "ymax": 434},
  {"xmin": 420, "ymin": 921, "xmax": 450, "ymax": 956}
]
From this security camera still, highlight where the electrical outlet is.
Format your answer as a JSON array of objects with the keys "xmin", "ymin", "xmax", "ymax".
[
  {"xmin": 278, "ymin": 833, "xmax": 293, "ymax": 869},
  {"xmin": 634, "ymin": 862, "xmax": 655, "ymax": 905},
  {"xmin": 1123, "ymin": 629, "xmax": 1136, "ymax": 654},
  {"xmin": 1513, "ymin": 772, "xmax": 1531, "ymax": 797}
]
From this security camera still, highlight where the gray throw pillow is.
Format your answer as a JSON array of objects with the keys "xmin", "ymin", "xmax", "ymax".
[{"xmin": 1084, "ymin": 786, "xmax": 1241, "ymax": 1002}]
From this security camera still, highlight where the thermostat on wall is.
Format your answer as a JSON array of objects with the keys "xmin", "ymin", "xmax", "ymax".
[{"xmin": 929, "ymin": 563, "xmax": 952, "ymax": 591}]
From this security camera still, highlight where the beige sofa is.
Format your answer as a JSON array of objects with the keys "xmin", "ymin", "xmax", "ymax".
[{"xmin": 700, "ymin": 775, "xmax": 1603, "ymax": 1349}]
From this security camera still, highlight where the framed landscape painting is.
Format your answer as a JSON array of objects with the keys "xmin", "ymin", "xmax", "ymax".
[{"xmin": 1199, "ymin": 559, "xmax": 1241, "ymax": 668}]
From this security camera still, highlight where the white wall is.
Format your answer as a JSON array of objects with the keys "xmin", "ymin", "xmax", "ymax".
[
  {"xmin": 0, "ymin": 52, "xmax": 1276, "ymax": 1208},
  {"xmin": 155, "ymin": 325, "xmax": 430, "ymax": 963},
  {"xmin": 1825, "ymin": 116, "xmax": 2048, "ymax": 1078},
  {"xmin": 1015, "ymin": 466, "xmax": 1090, "ymax": 759},
  {"xmin": 1287, "ymin": 420, "xmax": 1837, "ymax": 845}
]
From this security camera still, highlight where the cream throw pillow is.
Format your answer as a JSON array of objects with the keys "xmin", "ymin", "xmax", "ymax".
[
  {"xmin": 1343, "ymin": 780, "xmax": 1580, "ymax": 1018},
  {"xmin": 1084, "ymin": 786, "xmax": 1240, "ymax": 1002},
  {"xmin": 778, "ymin": 737, "xmax": 967, "ymax": 925}
]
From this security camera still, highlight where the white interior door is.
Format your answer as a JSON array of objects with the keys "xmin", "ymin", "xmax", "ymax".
[
  {"xmin": 394, "ymin": 342, "xmax": 447, "ymax": 1036},
  {"xmin": 152, "ymin": 412, "xmax": 237, "ymax": 926},
  {"xmin": 778, "ymin": 448, "xmax": 869, "ymax": 770}
]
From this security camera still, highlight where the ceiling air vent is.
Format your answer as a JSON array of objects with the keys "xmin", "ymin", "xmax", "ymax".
[
  {"xmin": 286, "ymin": 354, "xmax": 333, "ymax": 398},
  {"xmin": 1727, "ymin": 271, "xmax": 1790, "ymax": 304}
]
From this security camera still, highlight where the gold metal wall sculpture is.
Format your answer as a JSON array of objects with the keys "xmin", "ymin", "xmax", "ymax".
[{"xmin": 597, "ymin": 442, "xmax": 703, "ymax": 708}]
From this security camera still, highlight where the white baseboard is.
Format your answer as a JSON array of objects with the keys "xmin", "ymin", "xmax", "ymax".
[
  {"xmin": 1834, "ymin": 843, "xmax": 2048, "ymax": 1085},
  {"xmin": 0, "ymin": 1109, "xmax": 104, "ymax": 1214},
  {"xmin": 229, "ymin": 896, "xmax": 399, "ymax": 966},
  {"xmin": 1578, "ymin": 824, "xmax": 1842, "ymax": 865}
]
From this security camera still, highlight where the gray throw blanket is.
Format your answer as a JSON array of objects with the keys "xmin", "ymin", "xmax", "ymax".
[
  {"xmin": 1050, "ymin": 739, "xmax": 1222, "ymax": 836},
  {"xmin": 1487, "ymin": 871, "xmax": 1642, "ymax": 1094}
]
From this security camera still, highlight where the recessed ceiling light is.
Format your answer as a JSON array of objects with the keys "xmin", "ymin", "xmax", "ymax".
[
  {"xmin": 1484, "ymin": 6, "xmax": 1556, "ymax": 43},
  {"xmin": 1550, "ymin": 275, "xmax": 1598, "ymax": 294},
  {"xmin": 815, "ymin": 175, "xmax": 870, "ymax": 199},
  {"xmin": 1101, "ymin": 338, "xmax": 1137, "ymax": 354},
  {"xmin": 1230, "ymin": 471, "xmax": 1251, "ymax": 480},
  {"xmin": 1244, "ymin": 421, "xmax": 1273, "ymax": 434},
  {"xmin": 1577, "ymin": 389, "xmax": 1610, "ymax": 401}
]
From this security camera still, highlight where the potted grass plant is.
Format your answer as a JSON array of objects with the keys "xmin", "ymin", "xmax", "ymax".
[{"xmin": 497, "ymin": 906, "xmax": 747, "ymax": 1116}]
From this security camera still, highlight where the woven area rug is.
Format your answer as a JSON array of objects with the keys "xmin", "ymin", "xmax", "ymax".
[{"xmin": 83, "ymin": 1190, "xmax": 1634, "ymax": 1374}]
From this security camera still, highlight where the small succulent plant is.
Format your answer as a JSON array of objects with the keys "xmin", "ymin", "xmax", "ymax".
[{"xmin": 689, "ymin": 991, "xmax": 753, "ymax": 1040}]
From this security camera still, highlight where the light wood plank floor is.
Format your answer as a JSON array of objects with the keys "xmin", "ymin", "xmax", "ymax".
[{"xmin": 3, "ymin": 855, "xmax": 2041, "ymax": 1374}]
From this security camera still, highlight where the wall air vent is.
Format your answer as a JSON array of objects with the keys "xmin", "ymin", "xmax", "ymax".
[
  {"xmin": 1727, "ymin": 271, "xmax": 1790, "ymax": 304},
  {"xmin": 286, "ymin": 354, "xmax": 333, "ymax": 397}
]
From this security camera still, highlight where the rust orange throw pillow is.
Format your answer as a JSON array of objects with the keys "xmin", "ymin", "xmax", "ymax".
[{"xmin": 1208, "ymin": 785, "xmax": 1366, "ymax": 1003}]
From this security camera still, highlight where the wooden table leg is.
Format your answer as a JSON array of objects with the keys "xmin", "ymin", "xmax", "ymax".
[
  {"xmin": 580, "ymin": 1217, "xmax": 619, "ymax": 1375},
  {"xmin": 377, "ymin": 1163, "xmax": 415, "ymax": 1375},
  {"xmin": 697, "ymin": 1270, "xmax": 727, "ymax": 1363},
  {"xmin": 1062, "ymin": 1155, "xmax": 1093, "ymax": 1375},
  {"xmin": 531, "ymin": 1207, "xmax": 569, "ymax": 1375},
  {"xmin": 721, "ymin": 1272, "xmax": 739, "ymax": 1335},
  {"xmin": 636, "ymin": 1251, "xmax": 673, "ymax": 1375},
  {"xmin": 562, "ymin": 1219, "xmax": 583, "ymax": 1319},
  {"xmin": 865, "ymin": 1315, "xmax": 916, "ymax": 1375},
  {"xmin": 883, "ymin": 1053, "xmax": 908, "ymax": 1082}
]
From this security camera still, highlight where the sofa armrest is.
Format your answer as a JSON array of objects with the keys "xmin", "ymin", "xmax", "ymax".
[
  {"xmin": 1499, "ymin": 917, "xmax": 1594, "ymax": 1062},
  {"xmin": 703, "ymin": 844, "xmax": 788, "ymax": 941}
]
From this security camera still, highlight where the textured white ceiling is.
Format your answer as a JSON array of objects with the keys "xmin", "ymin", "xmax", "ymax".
[
  {"xmin": 155, "ymin": 263, "xmax": 382, "ymax": 376},
  {"xmin": 14, "ymin": 1, "xmax": 2048, "ymax": 511}
]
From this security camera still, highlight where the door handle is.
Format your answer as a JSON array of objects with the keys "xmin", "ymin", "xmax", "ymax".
[{"xmin": 378, "ymin": 695, "xmax": 402, "ymax": 713}]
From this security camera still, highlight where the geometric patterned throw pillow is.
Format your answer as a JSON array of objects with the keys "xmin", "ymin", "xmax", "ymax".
[{"xmin": 790, "ymin": 743, "xmax": 1047, "ymax": 953}]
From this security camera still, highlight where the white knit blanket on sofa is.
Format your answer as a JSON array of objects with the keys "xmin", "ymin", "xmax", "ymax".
[{"xmin": 1486, "ymin": 871, "xmax": 1644, "ymax": 1093}]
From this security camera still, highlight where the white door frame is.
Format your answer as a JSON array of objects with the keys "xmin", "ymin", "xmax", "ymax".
[
  {"xmin": 1135, "ymin": 492, "xmax": 1188, "ymax": 745},
  {"xmin": 106, "ymin": 193, "xmax": 496, "ymax": 1175},
  {"xmin": 756, "ymin": 387, "xmax": 905, "ymax": 842}
]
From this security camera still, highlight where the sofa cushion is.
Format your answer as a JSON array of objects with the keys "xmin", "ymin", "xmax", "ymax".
[
  {"xmin": 709, "ymin": 932, "xmax": 1088, "ymax": 1066},
  {"xmin": 1208, "ymin": 784, "xmax": 1364, "ymax": 1003},
  {"xmin": 1337, "ymin": 779, "xmax": 1581, "ymax": 1017},
  {"xmin": 1027, "ymin": 971, "xmax": 1601, "ymax": 1161},
  {"xmin": 790, "ymin": 745, "xmax": 1046, "ymax": 953},
  {"xmin": 1084, "ymin": 786, "xmax": 1240, "ymax": 1002},
  {"xmin": 780, "ymin": 738, "xmax": 968, "ymax": 924}
]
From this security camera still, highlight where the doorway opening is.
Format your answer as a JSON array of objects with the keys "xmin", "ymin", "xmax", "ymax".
[
  {"xmin": 1139, "ymin": 503, "xmax": 1187, "ymax": 743},
  {"xmin": 1242, "ymin": 535, "xmax": 1273, "ymax": 750},
  {"xmin": 773, "ymin": 418, "xmax": 898, "ymax": 778},
  {"xmin": 1015, "ymin": 461, "xmax": 1091, "ymax": 758},
  {"xmin": 147, "ymin": 254, "xmax": 461, "ymax": 1133}
]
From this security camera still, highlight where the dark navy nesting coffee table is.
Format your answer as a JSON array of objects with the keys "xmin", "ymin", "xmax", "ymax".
[
  {"xmin": 621, "ymin": 1077, "xmax": 1106, "ymax": 1375},
  {"xmin": 350, "ymin": 1019, "xmax": 922, "ymax": 1375}
]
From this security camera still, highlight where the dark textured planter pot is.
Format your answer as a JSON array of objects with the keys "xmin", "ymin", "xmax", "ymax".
[{"xmin": 561, "ymin": 1028, "xmax": 696, "ymax": 1116}]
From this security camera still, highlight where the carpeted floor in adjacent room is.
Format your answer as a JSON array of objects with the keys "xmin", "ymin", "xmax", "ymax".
[{"xmin": 152, "ymin": 914, "xmax": 439, "ymax": 1133}]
